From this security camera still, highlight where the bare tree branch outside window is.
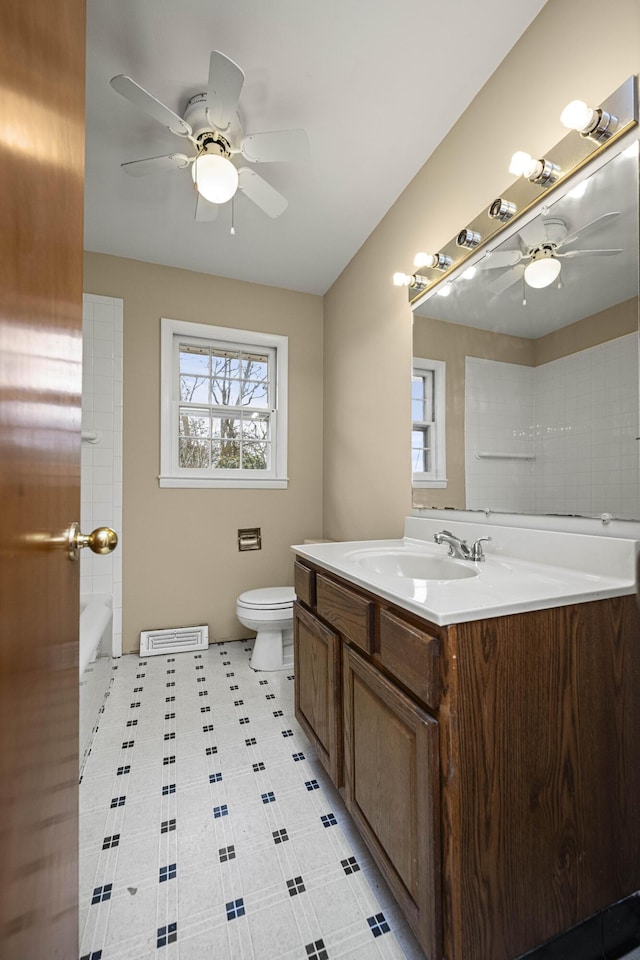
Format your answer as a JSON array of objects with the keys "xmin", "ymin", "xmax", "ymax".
[{"xmin": 178, "ymin": 343, "xmax": 272, "ymax": 471}]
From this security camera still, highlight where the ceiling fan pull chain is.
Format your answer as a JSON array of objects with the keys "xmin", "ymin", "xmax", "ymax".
[{"xmin": 230, "ymin": 197, "xmax": 236, "ymax": 236}]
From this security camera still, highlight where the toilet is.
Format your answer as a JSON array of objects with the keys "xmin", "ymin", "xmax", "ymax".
[{"xmin": 236, "ymin": 586, "xmax": 296, "ymax": 671}]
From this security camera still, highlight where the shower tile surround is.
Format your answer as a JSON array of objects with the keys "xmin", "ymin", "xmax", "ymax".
[
  {"xmin": 465, "ymin": 332, "xmax": 639, "ymax": 518},
  {"xmin": 81, "ymin": 293, "xmax": 123, "ymax": 654},
  {"xmin": 79, "ymin": 642, "xmax": 426, "ymax": 960}
]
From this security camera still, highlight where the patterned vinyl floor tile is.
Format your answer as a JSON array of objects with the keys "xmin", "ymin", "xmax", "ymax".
[{"xmin": 79, "ymin": 641, "xmax": 426, "ymax": 960}]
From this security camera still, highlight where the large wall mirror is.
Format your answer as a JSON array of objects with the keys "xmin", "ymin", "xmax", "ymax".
[{"xmin": 411, "ymin": 123, "xmax": 639, "ymax": 521}]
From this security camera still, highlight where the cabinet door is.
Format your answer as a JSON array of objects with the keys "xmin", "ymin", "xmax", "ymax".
[
  {"xmin": 343, "ymin": 646, "xmax": 441, "ymax": 960},
  {"xmin": 294, "ymin": 603, "xmax": 342, "ymax": 786}
]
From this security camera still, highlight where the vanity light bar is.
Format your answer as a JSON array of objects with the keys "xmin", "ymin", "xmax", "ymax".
[
  {"xmin": 489, "ymin": 198, "xmax": 517, "ymax": 222},
  {"xmin": 509, "ymin": 152, "xmax": 561, "ymax": 186},
  {"xmin": 392, "ymin": 272, "xmax": 429, "ymax": 289},
  {"xmin": 456, "ymin": 228, "xmax": 481, "ymax": 249},
  {"xmin": 561, "ymin": 99, "xmax": 618, "ymax": 143},
  {"xmin": 393, "ymin": 75, "xmax": 637, "ymax": 306},
  {"xmin": 413, "ymin": 251, "xmax": 452, "ymax": 270}
]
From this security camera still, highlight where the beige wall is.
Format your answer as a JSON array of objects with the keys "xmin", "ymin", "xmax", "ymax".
[
  {"xmin": 84, "ymin": 253, "xmax": 323, "ymax": 653},
  {"xmin": 322, "ymin": 0, "xmax": 640, "ymax": 541},
  {"xmin": 533, "ymin": 296, "xmax": 638, "ymax": 365}
]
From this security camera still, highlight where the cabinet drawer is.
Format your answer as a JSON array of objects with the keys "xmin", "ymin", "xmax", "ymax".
[
  {"xmin": 378, "ymin": 609, "xmax": 439, "ymax": 709},
  {"xmin": 294, "ymin": 560, "xmax": 316, "ymax": 608},
  {"xmin": 316, "ymin": 574, "xmax": 374, "ymax": 654}
]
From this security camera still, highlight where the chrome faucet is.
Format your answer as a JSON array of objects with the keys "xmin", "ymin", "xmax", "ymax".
[{"xmin": 433, "ymin": 530, "xmax": 492, "ymax": 562}]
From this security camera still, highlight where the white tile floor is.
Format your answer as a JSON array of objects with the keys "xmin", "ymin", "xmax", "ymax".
[{"xmin": 79, "ymin": 641, "xmax": 427, "ymax": 960}]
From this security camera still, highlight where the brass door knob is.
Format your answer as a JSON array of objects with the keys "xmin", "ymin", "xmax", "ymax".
[{"xmin": 66, "ymin": 522, "xmax": 118, "ymax": 561}]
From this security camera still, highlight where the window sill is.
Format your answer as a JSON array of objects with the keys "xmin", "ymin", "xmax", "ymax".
[
  {"xmin": 159, "ymin": 475, "xmax": 289, "ymax": 490},
  {"xmin": 412, "ymin": 479, "xmax": 448, "ymax": 489}
]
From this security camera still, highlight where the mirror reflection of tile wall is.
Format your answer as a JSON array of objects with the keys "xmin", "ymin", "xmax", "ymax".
[{"xmin": 465, "ymin": 332, "xmax": 639, "ymax": 519}]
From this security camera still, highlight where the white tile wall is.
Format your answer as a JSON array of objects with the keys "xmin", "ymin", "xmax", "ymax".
[
  {"xmin": 465, "ymin": 357, "xmax": 536, "ymax": 513},
  {"xmin": 81, "ymin": 294, "xmax": 124, "ymax": 655},
  {"xmin": 464, "ymin": 334, "xmax": 640, "ymax": 519},
  {"xmin": 534, "ymin": 334, "xmax": 639, "ymax": 519}
]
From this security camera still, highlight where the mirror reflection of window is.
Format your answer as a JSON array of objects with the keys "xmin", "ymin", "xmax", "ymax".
[{"xmin": 412, "ymin": 357, "xmax": 447, "ymax": 488}]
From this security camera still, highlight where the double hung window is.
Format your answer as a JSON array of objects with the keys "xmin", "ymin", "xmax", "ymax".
[
  {"xmin": 412, "ymin": 357, "xmax": 447, "ymax": 488},
  {"xmin": 160, "ymin": 318, "xmax": 288, "ymax": 488}
]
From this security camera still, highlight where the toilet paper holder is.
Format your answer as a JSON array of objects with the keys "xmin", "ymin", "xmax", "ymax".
[{"xmin": 238, "ymin": 528, "xmax": 261, "ymax": 551}]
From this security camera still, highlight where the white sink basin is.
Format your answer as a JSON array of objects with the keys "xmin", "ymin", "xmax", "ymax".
[
  {"xmin": 351, "ymin": 550, "xmax": 478, "ymax": 581},
  {"xmin": 292, "ymin": 522, "xmax": 636, "ymax": 626}
]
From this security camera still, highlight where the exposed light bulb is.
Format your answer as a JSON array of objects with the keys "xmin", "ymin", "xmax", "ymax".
[
  {"xmin": 560, "ymin": 99, "xmax": 595, "ymax": 133},
  {"xmin": 414, "ymin": 252, "xmax": 437, "ymax": 269},
  {"xmin": 392, "ymin": 272, "xmax": 428, "ymax": 289},
  {"xmin": 509, "ymin": 151, "xmax": 540, "ymax": 179},
  {"xmin": 192, "ymin": 153, "xmax": 239, "ymax": 204},
  {"xmin": 462, "ymin": 266, "xmax": 477, "ymax": 280},
  {"xmin": 524, "ymin": 255, "xmax": 561, "ymax": 289}
]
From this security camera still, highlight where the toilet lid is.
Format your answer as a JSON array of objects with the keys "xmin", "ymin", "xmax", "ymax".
[{"xmin": 237, "ymin": 586, "xmax": 296, "ymax": 610}]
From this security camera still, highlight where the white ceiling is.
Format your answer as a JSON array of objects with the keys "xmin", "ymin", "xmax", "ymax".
[{"xmin": 84, "ymin": 0, "xmax": 547, "ymax": 295}]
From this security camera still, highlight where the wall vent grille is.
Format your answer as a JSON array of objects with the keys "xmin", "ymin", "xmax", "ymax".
[{"xmin": 139, "ymin": 625, "xmax": 209, "ymax": 656}]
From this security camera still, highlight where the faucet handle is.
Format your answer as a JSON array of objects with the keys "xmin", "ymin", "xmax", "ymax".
[{"xmin": 470, "ymin": 536, "xmax": 492, "ymax": 561}]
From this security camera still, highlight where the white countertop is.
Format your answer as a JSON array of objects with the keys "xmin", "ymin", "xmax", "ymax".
[{"xmin": 292, "ymin": 518, "xmax": 638, "ymax": 626}]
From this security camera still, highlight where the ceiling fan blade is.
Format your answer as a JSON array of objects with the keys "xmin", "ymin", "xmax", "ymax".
[
  {"xmin": 481, "ymin": 249, "xmax": 524, "ymax": 269},
  {"xmin": 194, "ymin": 192, "xmax": 219, "ymax": 222},
  {"xmin": 559, "ymin": 247, "xmax": 623, "ymax": 258},
  {"xmin": 206, "ymin": 51, "xmax": 244, "ymax": 132},
  {"xmin": 240, "ymin": 129, "xmax": 309, "ymax": 164},
  {"xmin": 489, "ymin": 266, "xmax": 523, "ymax": 296},
  {"xmin": 558, "ymin": 211, "xmax": 620, "ymax": 249},
  {"xmin": 237, "ymin": 167, "xmax": 287, "ymax": 218},
  {"xmin": 121, "ymin": 153, "xmax": 192, "ymax": 177},
  {"xmin": 110, "ymin": 75, "xmax": 192, "ymax": 136}
]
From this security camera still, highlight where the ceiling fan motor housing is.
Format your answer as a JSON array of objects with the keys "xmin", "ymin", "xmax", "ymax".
[{"xmin": 184, "ymin": 93, "xmax": 231, "ymax": 154}]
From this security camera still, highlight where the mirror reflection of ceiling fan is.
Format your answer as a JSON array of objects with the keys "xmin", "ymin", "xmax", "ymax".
[
  {"xmin": 484, "ymin": 211, "xmax": 622, "ymax": 294},
  {"xmin": 110, "ymin": 50, "xmax": 309, "ymax": 222}
]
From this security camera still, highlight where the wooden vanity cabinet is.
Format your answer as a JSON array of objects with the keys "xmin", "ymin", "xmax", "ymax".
[
  {"xmin": 293, "ymin": 601, "xmax": 342, "ymax": 785},
  {"xmin": 343, "ymin": 645, "xmax": 441, "ymax": 960},
  {"xmin": 293, "ymin": 559, "xmax": 640, "ymax": 960}
]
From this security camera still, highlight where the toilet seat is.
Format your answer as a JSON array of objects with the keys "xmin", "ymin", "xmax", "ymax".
[{"xmin": 237, "ymin": 587, "xmax": 295, "ymax": 610}]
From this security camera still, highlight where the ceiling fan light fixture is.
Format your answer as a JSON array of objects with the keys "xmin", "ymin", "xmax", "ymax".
[
  {"xmin": 192, "ymin": 152, "xmax": 239, "ymax": 204},
  {"xmin": 523, "ymin": 251, "xmax": 562, "ymax": 289}
]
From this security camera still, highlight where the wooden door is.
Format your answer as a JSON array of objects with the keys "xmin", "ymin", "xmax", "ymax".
[
  {"xmin": 343, "ymin": 645, "xmax": 442, "ymax": 960},
  {"xmin": 294, "ymin": 603, "xmax": 343, "ymax": 786},
  {"xmin": 0, "ymin": 2, "xmax": 86, "ymax": 957}
]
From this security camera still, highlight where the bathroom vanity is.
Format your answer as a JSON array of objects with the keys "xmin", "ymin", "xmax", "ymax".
[{"xmin": 292, "ymin": 520, "xmax": 640, "ymax": 960}]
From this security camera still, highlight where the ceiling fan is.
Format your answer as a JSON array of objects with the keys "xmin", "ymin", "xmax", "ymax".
[
  {"xmin": 110, "ymin": 50, "xmax": 309, "ymax": 222},
  {"xmin": 483, "ymin": 211, "xmax": 622, "ymax": 293}
]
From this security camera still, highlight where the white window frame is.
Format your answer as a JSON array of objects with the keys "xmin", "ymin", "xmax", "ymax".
[
  {"xmin": 412, "ymin": 356, "xmax": 447, "ymax": 489},
  {"xmin": 159, "ymin": 317, "xmax": 288, "ymax": 489}
]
